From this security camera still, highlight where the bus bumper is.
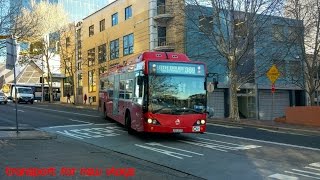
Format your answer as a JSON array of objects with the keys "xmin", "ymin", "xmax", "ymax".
[{"xmin": 143, "ymin": 124, "xmax": 206, "ymax": 133}]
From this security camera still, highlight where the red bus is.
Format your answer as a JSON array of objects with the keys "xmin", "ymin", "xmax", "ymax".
[{"xmin": 99, "ymin": 52, "xmax": 208, "ymax": 134}]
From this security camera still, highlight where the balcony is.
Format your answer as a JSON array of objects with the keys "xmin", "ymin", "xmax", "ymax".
[
  {"xmin": 153, "ymin": 37, "xmax": 175, "ymax": 52},
  {"xmin": 154, "ymin": 5, "xmax": 174, "ymax": 23}
]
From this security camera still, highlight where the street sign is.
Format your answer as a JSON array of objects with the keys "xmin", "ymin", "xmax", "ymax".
[{"xmin": 267, "ymin": 65, "xmax": 280, "ymax": 84}]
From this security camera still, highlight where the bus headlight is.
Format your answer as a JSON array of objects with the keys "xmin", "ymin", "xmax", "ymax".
[
  {"xmin": 200, "ymin": 119, "xmax": 206, "ymax": 124},
  {"xmin": 147, "ymin": 118, "xmax": 153, "ymax": 124},
  {"xmin": 196, "ymin": 120, "xmax": 200, "ymax": 125}
]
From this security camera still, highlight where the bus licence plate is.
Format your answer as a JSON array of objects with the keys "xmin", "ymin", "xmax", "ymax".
[
  {"xmin": 192, "ymin": 126, "xmax": 200, "ymax": 132},
  {"xmin": 173, "ymin": 129, "xmax": 183, "ymax": 133}
]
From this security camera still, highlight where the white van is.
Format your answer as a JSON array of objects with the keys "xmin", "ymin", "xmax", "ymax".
[{"xmin": 12, "ymin": 87, "xmax": 34, "ymax": 104}]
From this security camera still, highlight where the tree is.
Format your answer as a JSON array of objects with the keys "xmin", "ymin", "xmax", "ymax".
[
  {"xmin": 285, "ymin": 0, "xmax": 320, "ymax": 106},
  {"xmin": 0, "ymin": 0, "xmax": 40, "ymax": 56},
  {"xmin": 180, "ymin": 0, "xmax": 286, "ymax": 121},
  {"xmin": 18, "ymin": 1, "xmax": 69, "ymax": 102},
  {"xmin": 59, "ymin": 23, "xmax": 76, "ymax": 103}
]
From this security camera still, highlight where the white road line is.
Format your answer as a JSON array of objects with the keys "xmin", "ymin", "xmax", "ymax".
[
  {"xmin": 13, "ymin": 109, "xmax": 24, "ymax": 112},
  {"xmin": 179, "ymin": 140, "xmax": 227, "ymax": 152},
  {"xmin": 47, "ymin": 124, "xmax": 93, "ymax": 129},
  {"xmin": 16, "ymin": 106, "xmax": 100, "ymax": 117},
  {"xmin": 135, "ymin": 144, "xmax": 193, "ymax": 159},
  {"xmin": 207, "ymin": 123, "xmax": 243, "ymax": 129},
  {"xmin": 198, "ymin": 137, "xmax": 244, "ymax": 146},
  {"xmin": 285, "ymin": 171, "xmax": 320, "ymax": 179},
  {"xmin": 68, "ymin": 118, "xmax": 91, "ymax": 124},
  {"xmin": 205, "ymin": 132, "xmax": 320, "ymax": 151},
  {"xmin": 311, "ymin": 163, "xmax": 320, "ymax": 168},
  {"xmin": 268, "ymin": 173, "xmax": 298, "ymax": 180},
  {"xmin": 146, "ymin": 142, "xmax": 204, "ymax": 155},
  {"xmin": 291, "ymin": 169, "xmax": 320, "ymax": 176},
  {"xmin": 305, "ymin": 167, "xmax": 320, "ymax": 172}
]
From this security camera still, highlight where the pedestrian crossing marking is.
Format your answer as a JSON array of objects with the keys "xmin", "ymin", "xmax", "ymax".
[{"xmin": 269, "ymin": 162, "xmax": 320, "ymax": 180}]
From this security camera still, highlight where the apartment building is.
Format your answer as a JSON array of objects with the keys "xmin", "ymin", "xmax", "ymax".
[{"xmin": 62, "ymin": 0, "xmax": 185, "ymax": 105}]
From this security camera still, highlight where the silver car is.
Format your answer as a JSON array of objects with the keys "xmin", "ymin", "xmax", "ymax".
[{"xmin": 0, "ymin": 92, "xmax": 8, "ymax": 104}]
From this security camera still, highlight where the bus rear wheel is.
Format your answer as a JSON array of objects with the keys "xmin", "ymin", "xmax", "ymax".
[{"xmin": 125, "ymin": 112, "xmax": 134, "ymax": 135}]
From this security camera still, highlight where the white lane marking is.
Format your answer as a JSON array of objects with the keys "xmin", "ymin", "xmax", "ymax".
[
  {"xmin": 305, "ymin": 167, "xmax": 320, "ymax": 171},
  {"xmin": 135, "ymin": 144, "xmax": 193, "ymax": 159},
  {"xmin": 205, "ymin": 132, "xmax": 320, "ymax": 151},
  {"xmin": 68, "ymin": 118, "xmax": 91, "ymax": 124},
  {"xmin": 198, "ymin": 137, "xmax": 248, "ymax": 146},
  {"xmin": 105, "ymin": 126, "xmax": 127, "ymax": 132},
  {"xmin": 16, "ymin": 106, "xmax": 100, "ymax": 117},
  {"xmin": 13, "ymin": 109, "xmax": 24, "ymax": 112},
  {"xmin": 291, "ymin": 169, "xmax": 320, "ymax": 176},
  {"xmin": 207, "ymin": 123, "xmax": 243, "ymax": 129},
  {"xmin": 285, "ymin": 171, "xmax": 320, "ymax": 179},
  {"xmin": 311, "ymin": 163, "xmax": 320, "ymax": 168},
  {"xmin": 56, "ymin": 127, "xmax": 120, "ymax": 139},
  {"xmin": 179, "ymin": 140, "xmax": 227, "ymax": 152},
  {"xmin": 268, "ymin": 173, "xmax": 298, "ymax": 180},
  {"xmin": 48, "ymin": 124, "xmax": 92, "ymax": 129},
  {"xmin": 146, "ymin": 142, "xmax": 204, "ymax": 156}
]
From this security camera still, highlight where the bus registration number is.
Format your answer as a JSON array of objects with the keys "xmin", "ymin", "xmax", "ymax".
[
  {"xmin": 173, "ymin": 129, "xmax": 183, "ymax": 133},
  {"xmin": 192, "ymin": 126, "xmax": 200, "ymax": 132}
]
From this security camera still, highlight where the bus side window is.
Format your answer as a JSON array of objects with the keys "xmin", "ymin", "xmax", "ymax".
[{"xmin": 134, "ymin": 77, "xmax": 143, "ymax": 104}]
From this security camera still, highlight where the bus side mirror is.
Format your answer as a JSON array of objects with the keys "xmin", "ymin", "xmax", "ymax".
[{"xmin": 137, "ymin": 76, "xmax": 143, "ymax": 86}]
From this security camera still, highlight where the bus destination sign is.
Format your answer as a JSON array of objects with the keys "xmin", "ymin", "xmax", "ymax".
[{"xmin": 149, "ymin": 62, "xmax": 205, "ymax": 76}]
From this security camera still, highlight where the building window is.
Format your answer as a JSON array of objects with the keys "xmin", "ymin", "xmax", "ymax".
[
  {"xmin": 123, "ymin": 33, "xmax": 134, "ymax": 56},
  {"xmin": 110, "ymin": 39, "xmax": 119, "ymax": 60},
  {"xmin": 272, "ymin": 25, "xmax": 284, "ymax": 41},
  {"xmin": 77, "ymin": 62, "xmax": 82, "ymax": 70},
  {"xmin": 65, "ymin": 37, "xmax": 70, "ymax": 47},
  {"xmin": 98, "ymin": 44, "xmax": 106, "ymax": 63},
  {"xmin": 64, "ymin": 60, "xmax": 71, "ymax": 74},
  {"xmin": 100, "ymin": 19, "xmax": 105, "ymax": 32},
  {"xmin": 63, "ymin": 76, "xmax": 73, "ymax": 97},
  {"xmin": 112, "ymin": 13, "xmax": 118, "ymax": 26},
  {"xmin": 89, "ymin": 25, "xmax": 94, "ymax": 37},
  {"xmin": 234, "ymin": 19, "xmax": 247, "ymax": 37},
  {"xmin": 288, "ymin": 26, "xmax": 301, "ymax": 42},
  {"xmin": 125, "ymin": 6, "xmax": 132, "ymax": 20},
  {"xmin": 199, "ymin": 15, "xmax": 213, "ymax": 34},
  {"xmin": 88, "ymin": 70, "xmax": 96, "ymax": 92},
  {"xmin": 88, "ymin": 48, "xmax": 95, "ymax": 67},
  {"xmin": 77, "ymin": 73, "xmax": 83, "ymax": 87}
]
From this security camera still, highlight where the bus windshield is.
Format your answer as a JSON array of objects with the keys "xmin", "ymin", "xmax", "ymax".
[
  {"xmin": 148, "ymin": 75, "xmax": 206, "ymax": 115},
  {"xmin": 17, "ymin": 88, "xmax": 33, "ymax": 94}
]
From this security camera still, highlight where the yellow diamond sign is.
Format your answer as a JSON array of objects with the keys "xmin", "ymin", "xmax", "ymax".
[{"xmin": 267, "ymin": 65, "xmax": 280, "ymax": 84}]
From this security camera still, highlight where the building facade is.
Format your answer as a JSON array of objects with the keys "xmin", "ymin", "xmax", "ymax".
[{"xmin": 61, "ymin": 0, "xmax": 304, "ymax": 120}]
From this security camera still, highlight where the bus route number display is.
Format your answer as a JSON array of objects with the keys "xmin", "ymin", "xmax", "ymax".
[{"xmin": 149, "ymin": 62, "xmax": 205, "ymax": 76}]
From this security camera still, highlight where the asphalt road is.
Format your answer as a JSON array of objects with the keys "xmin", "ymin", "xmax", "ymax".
[{"xmin": 1, "ymin": 102, "xmax": 320, "ymax": 180}]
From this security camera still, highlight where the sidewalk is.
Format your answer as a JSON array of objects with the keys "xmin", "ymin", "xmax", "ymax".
[{"xmin": 207, "ymin": 118, "xmax": 320, "ymax": 136}]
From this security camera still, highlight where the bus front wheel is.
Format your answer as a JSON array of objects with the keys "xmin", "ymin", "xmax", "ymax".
[{"xmin": 125, "ymin": 112, "xmax": 134, "ymax": 135}]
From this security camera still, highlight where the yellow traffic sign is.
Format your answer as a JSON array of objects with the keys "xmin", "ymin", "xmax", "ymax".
[
  {"xmin": 2, "ymin": 84, "xmax": 10, "ymax": 93},
  {"xmin": 267, "ymin": 65, "xmax": 280, "ymax": 84}
]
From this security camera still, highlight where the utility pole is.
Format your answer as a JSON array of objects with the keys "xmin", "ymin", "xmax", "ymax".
[{"xmin": 4, "ymin": 35, "xmax": 19, "ymax": 133}]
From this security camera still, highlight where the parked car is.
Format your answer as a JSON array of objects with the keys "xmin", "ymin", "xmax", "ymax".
[{"xmin": 0, "ymin": 92, "xmax": 8, "ymax": 104}]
